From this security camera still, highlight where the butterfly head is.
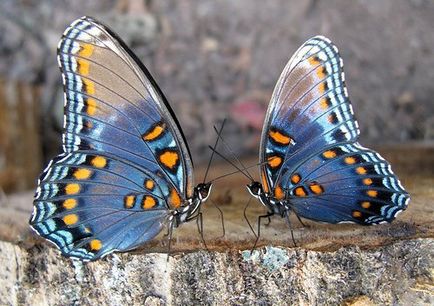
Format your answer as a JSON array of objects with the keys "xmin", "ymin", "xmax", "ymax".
[
  {"xmin": 246, "ymin": 181, "xmax": 264, "ymax": 198},
  {"xmin": 195, "ymin": 182, "xmax": 213, "ymax": 202}
]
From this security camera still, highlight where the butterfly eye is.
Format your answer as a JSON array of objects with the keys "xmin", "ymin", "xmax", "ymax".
[
  {"xmin": 196, "ymin": 183, "xmax": 212, "ymax": 201},
  {"xmin": 200, "ymin": 190, "xmax": 209, "ymax": 199},
  {"xmin": 247, "ymin": 182, "xmax": 262, "ymax": 196}
]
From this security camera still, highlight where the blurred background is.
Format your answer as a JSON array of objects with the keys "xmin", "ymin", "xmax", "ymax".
[{"xmin": 0, "ymin": 0, "xmax": 433, "ymax": 193}]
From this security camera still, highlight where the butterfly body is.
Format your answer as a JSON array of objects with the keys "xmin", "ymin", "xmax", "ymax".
[
  {"xmin": 29, "ymin": 17, "xmax": 212, "ymax": 261},
  {"xmin": 248, "ymin": 36, "xmax": 409, "ymax": 226}
]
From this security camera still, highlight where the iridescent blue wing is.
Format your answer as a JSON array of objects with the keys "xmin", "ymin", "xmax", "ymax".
[
  {"xmin": 58, "ymin": 16, "xmax": 194, "ymax": 199},
  {"xmin": 259, "ymin": 36, "xmax": 409, "ymax": 223},
  {"xmin": 30, "ymin": 17, "xmax": 192, "ymax": 260},
  {"xmin": 283, "ymin": 143, "xmax": 409, "ymax": 224},
  {"xmin": 31, "ymin": 152, "xmax": 170, "ymax": 260}
]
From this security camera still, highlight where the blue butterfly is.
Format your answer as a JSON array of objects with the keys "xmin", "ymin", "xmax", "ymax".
[
  {"xmin": 246, "ymin": 36, "xmax": 410, "ymax": 233},
  {"xmin": 29, "ymin": 17, "xmax": 213, "ymax": 261}
]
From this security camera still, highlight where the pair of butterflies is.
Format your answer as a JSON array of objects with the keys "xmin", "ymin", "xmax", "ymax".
[{"xmin": 29, "ymin": 17, "xmax": 409, "ymax": 261}]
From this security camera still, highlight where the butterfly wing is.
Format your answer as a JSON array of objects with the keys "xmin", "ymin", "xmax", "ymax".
[
  {"xmin": 283, "ymin": 143, "xmax": 409, "ymax": 224},
  {"xmin": 259, "ymin": 36, "xmax": 409, "ymax": 223},
  {"xmin": 30, "ymin": 17, "xmax": 192, "ymax": 260},
  {"xmin": 31, "ymin": 152, "xmax": 170, "ymax": 260}
]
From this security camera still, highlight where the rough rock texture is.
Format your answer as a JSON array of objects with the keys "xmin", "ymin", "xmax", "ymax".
[{"xmin": 1, "ymin": 239, "xmax": 433, "ymax": 305}]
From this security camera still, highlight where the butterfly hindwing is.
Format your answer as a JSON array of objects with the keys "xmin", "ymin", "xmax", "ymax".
[
  {"xmin": 280, "ymin": 143, "xmax": 409, "ymax": 224},
  {"xmin": 31, "ymin": 151, "xmax": 172, "ymax": 260},
  {"xmin": 30, "ymin": 17, "xmax": 193, "ymax": 260}
]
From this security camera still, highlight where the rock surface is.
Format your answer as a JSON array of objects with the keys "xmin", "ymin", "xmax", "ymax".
[{"xmin": 1, "ymin": 239, "xmax": 433, "ymax": 305}]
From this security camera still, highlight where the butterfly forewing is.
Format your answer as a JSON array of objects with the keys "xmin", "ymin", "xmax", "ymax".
[
  {"xmin": 58, "ymin": 17, "xmax": 193, "ymax": 199},
  {"xmin": 260, "ymin": 36, "xmax": 359, "ymax": 194},
  {"xmin": 259, "ymin": 36, "xmax": 409, "ymax": 224},
  {"xmin": 30, "ymin": 17, "xmax": 195, "ymax": 260}
]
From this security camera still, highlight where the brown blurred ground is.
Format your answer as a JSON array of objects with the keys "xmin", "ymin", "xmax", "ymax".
[{"xmin": 0, "ymin": 0, "xmax": 433, "ymax": 192}]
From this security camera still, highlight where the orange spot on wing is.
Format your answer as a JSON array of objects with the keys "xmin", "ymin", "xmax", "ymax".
[
  {"xmin": 291, "ymin": 173, "xmax": 301, "ymax": 184},
  {"xmin": 84, "ymin": 120, "xmax": 93, "ymax": 129},
  {"xmin": 90, "ymin": 239, "xmax": 102, "ymax": 251},
  {"xmin": 319, "ymin": 82, "xmax": 327, "ymax": 93},
  {"xmin": 91, "ymin": 156, "xmax": 107, "ymax": 168},
  {"xmin": 142, "ymin": 196, "xmax": 156, "ymax": 209},
  {"xmin": 267, "ymin": 156, "xmax": 282, "ymax": 168},
  {"xmin": 83, "ymin": 78, "xmax": 95, "ymax": 95},
  {"xmin": 79, "ymin": 43, "xmax": 94, "ymax": 57},
  {"xmin": 363, "ymin": 178, "xmax": 373, "ymax": 186},
  {"xmin": 159, "ymin": 151, "xmax": 179, "ymax": 169},
  {"xmin": 294, "ymin": 186, "xmax": 307, "ymax": 197},
  {"xmin": 367, "ymin": 190, "xmax": 378, "ymax": 198},
  {"xmin": 170, "ymin": 188, "xmax": 182, "ymax": 208},
  {"xmin": 308, "ymin": 57, "xmax": 320, "ymax": 66},
  {"xmin": 320, "ymin": 98, "xmax": 330, "ymax": 110},
  {"xmin": 323, "ymin": 150, "xmax": 336, "ymax": 159},
  {"xmin": 361, "ymin": 201, "xmax": 371, "ymax": 209},
  {"xmin": 143, "ymin": 123, "xmax": 166, "ymax": 141},
  {"xmin": 316, "ymin": 66, "xmax": 326, "ymax": 79},
  {"xmin": 145, "ymin": 180, "xmax": 155, "ymax": 190},
  {"xmin": 309, "ymin": 183, "xmax": 324, "ymax": 195},
  {"xmin": 77, "ymin": 58, "xmax": 90, "ymax": 75},
  {"xmin": 124, "ymin": 195, "xmax": 135, "ymax": 209},
  {"xmin": 274, "ymin": 185, "xmax": 284, "ymax": 200},
  {"xmin": 63, "ymin": 214, "xmax": 78, "ymax": 225},
  {"xmin": 63, "ymin": 199, "xmax": 77, "ymax": 210},
  {"xmin": 356, "ymin": 167, "xmax": 367, "ymax": 175},
  {"xmin": 73, "ymin": 168, "xmax": 92, "ymax": 180},
  {"xmin": 86, "ymin": 98, "xmax": 97, "ymax": 115},
  {"xmin": 65, "ymin": 183, "xmax": 80, "ymax": 195},
  {"xmin": 269, "ymin": 129, "xmax": 292, "ymax": 145},
  {"xmin": 344, "ymin": 157, "xmax": 356, "ymax": 165},
  {"xmin": 352, "ymin": 211, "xmax": 362, "ymax": 218}
]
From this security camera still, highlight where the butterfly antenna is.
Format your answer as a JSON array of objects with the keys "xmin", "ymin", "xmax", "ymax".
[
  {"xmin": 208, "ymin": 145, "xmax": 253, "ymax": 182},
  {"xmin": 212, "ymin": 126, "xmax": 255, "ymax": 181},
  {"xmin": 203, "ymin": 119, "xmax": 227, "ymax": 183},
  {"xmin": 210, "ymin": 160, "xmax": 270, "ymax": 182}
]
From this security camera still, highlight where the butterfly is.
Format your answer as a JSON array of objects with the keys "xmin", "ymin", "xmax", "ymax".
[
  {"xmin": 246, "ymin": 36, "xmax": 410, "ymax": 236},
  {"xmin": 29, "ymin": 16, "xmax": 214, "ymax": 261}
]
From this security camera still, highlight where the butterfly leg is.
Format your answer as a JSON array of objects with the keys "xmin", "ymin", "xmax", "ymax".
[
  {"xmin": 196, "ymin": 211, "xmax": 210, "ymax": 251},
  {"xmin": 294, "ymin": 211, "xmax": 308, "ymax": 228},
  {"xmin": 163, "ymin": 223, "xmax": 171, "ymax": 237},
  {"xmin": 251, "ymin": 212, "xmax": 274, "ymax": 255},
  {"xmin": 243, "ymin": 197, "xmax": 257, "ymax": 238},
  {"xmin": 283, "ymin": 211, "xmax": 297, "ymax": 247},
  {"xmin": 166, "ymin": 219, "xmax": 176, "ymax": 262},
  {"xmin": 210, "ymin": 199, "xmax": 226, "ymax": 238},
  {"xmin": 264, "ymin": 216, "xmax": 272, "ymax": 226}
]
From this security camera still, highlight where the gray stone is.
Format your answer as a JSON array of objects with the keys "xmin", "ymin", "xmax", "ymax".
[{"xmin": 0, "ymin": 239, "xmax": 432, "ymax": 305}]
